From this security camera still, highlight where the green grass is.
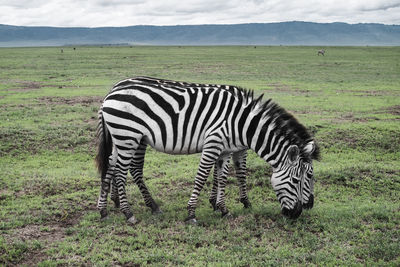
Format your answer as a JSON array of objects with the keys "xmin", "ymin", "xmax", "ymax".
[{"xmin": 0, "ymin": 46, "xmax": 399, "ymax": 266}]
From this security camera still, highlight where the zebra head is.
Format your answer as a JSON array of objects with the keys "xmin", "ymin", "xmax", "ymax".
[{"xmin": 270, "ymin": 141, "xmax": 317, "ymax": 219}]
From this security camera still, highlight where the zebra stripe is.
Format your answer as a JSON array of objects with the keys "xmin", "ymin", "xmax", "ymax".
[{"xmin": 96, "ymin": 77, "xmax": 319, "ymax": 223}]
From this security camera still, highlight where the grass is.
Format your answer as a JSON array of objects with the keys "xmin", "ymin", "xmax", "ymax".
[{"xmin": 0, "ymin": 46, "xmax": 399, "ymax": 266}]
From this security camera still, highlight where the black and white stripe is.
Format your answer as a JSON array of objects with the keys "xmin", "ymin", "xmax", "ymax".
[{"xmin": 95, "ymin": 77, "xmax": 319, "ymax": 223}]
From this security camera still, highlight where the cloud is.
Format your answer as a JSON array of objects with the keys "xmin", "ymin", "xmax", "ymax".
[
  {"xmin": 359, "ymin": 1, "xmax": 400, "ymax": 11},
  {"xmin": 0, "ymin": 0, "xmax": 48, "ymax": 8},
  {"xmin": 0, "ymin": 0, "xmax": 399, "ymax": 27},
  {"xmin": 95, "ymin": 0, "xmax": 145, "ymax": 7}
]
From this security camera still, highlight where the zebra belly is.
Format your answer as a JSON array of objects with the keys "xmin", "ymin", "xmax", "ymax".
[{"xmin": 145, "ymin": 135, "xmax": 205, "ymax": 155}]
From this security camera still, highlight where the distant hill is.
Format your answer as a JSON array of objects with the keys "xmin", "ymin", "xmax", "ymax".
[{"xmin": 1, "ymin": 22, "xmax": 399, "ymax": 47}]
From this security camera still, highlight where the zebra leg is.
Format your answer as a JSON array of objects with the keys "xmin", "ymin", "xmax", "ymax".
[
  {"xmin": 232, "ymin": 150, "xmax": 251, "ymax": 208},
  {"xmin": 215, "ymin": 155, "xmax": 231, "ymax": 217},
  {"xmin": 98, "ymin": 174, "xmax": 111, "ymax": 219},
  {"xmin": 130, "ymin": 141, "xmax": 161, "ymax": 214},
  {"xmin": 97, "ymin": 147, "xmax": 118, "ymax": 219},
  {"xmin": 185, "ymin": 146, "xmax": 222, "ymax": 223},
  {"xmin": 209, "ymin": 166, "xmax": 219, "ymax": 211},
  {"xmin": 114, "ymin": 149, "xmax": 138, "ymax": 225},
  {"xmin": 111, "ymin": 178, "xmax": 120, "ymax": 208}
]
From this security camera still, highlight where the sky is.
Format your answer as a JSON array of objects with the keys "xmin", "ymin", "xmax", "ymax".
[{"xmin": 0, "ymin": 0, "xmax": 399, "ymax": 27}]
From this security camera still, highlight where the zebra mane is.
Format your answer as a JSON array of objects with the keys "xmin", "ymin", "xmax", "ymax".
[{"xmin": 233, "ymin": 87, "xmax": 320, "ymax": 160}]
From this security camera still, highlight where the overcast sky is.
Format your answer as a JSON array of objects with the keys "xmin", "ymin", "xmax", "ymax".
[{"xmin": 1, "ymin": 0, "xmax": 399, "ymax": 27}]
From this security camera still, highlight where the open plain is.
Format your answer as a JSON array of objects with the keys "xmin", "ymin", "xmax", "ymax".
[{"xmin": 0, "ymin": 46, "xmax": 399, "ymax": 266}]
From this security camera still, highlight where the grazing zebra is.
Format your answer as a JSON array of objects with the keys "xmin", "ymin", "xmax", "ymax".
[
  {"xmin": 317, "ymin": 50, "xmax": 325, "ymax": 56},
  {"xmin": 106, "ymin": 77, "xmax": 316, "ymax": 213},
  {"xmin": 96, "ymin": 77, "xmax": 319, "ymax": 224}
]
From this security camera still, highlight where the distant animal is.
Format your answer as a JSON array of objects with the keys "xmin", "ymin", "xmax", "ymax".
[
  {"xmin": 61, "ymin": 49, "xmax": 63, "ymax": 53},
  {"xmin": 317, "ymin": 50, "xmax": 325, "ymax": 56},
  {"xmin": 95, "ymin": 76, "xmax": 320, "ymax": 225}
]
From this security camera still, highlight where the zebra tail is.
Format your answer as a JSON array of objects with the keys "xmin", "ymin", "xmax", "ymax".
[{"xmin": 95, "ymin": 109, "xmax": 112, "ymax": 181}]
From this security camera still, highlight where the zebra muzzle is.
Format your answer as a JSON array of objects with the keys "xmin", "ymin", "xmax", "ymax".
[
  {"xmin": 303, "ymin": 194, "xmax": 314, "ymax": 210},
  {"xmin": 281, "ymin": 201, "xmax": 302, "ymax": 219}
]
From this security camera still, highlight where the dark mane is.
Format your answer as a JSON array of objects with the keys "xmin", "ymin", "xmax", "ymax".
[
  {"xmin": 232, "ymin": 87, "xmax": 320, "ymax": 160},
  {"xmin": 267, "ymin": 102, "xmax": 320, "ymax": 160}
]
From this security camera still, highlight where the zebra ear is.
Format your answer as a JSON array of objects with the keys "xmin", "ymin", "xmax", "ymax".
[
  {"xmin": 288, "ymin": 145, "xmax": 300, "ymax": 163},
  {"xmin": 304, "ymin": 141, "xmax": 315, "ymax": 155}
]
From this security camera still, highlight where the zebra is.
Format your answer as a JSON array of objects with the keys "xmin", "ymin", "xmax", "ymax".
[
  {"xmin": 106, "ymin": 76, "xmax": 317, "ymax": 213},
  {"xmin": 317, "ymin": 50, "xmax": 325, "ymax": 56},
  {"xmin": 95, "ymin": 77, "xmax": 320, "ymax": 224}
]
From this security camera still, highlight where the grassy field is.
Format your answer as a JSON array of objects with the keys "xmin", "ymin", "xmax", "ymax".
[{"xmin": 0, "ymin": 46, "xmax": 399, "ymax": 266}]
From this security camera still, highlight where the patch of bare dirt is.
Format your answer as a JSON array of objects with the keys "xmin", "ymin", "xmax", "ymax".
[
  {"xmin": 266, "ymin": 83, "xmax": 313, "ymax": 95},
  {"xmin": 15, "ymin": 177, "xmax": 99, "ymax": 198},
  {"xmin": 0, "ymin": 188, "xmax": 11, "ymax": 196},
  {"xmin": 84, "ymin": 115, "xmax": 99, "ymax": 129},
  {"xmin": 7, "ymin": 224, "xmax": 65, "ymax": 244},
  {"xmin": 385, "ymin": 105, "xmax": 400, "ymax": 116},
  {"xmin": 327, "ymin": 112, "xmax": 382, "ymax": 124},
  {"xmin": 339, "ymin": 113, "xmax": 377, "ymax": 123},
  {"xmin": 8, "ymin": 81, "xmax": 43, "ymax": 92},
  {"xmin": 0, "ymin": 128, "xmax": 39, "ymax": 156},
  {"xmin": 3, "ymin": 224, "xmax": 65, "ymax": 266},
  {"xmin": 38, "ymin": 96, "xmax": 103, "ymax": 106},
  {"xmin": 317, "ymin": 62, "xmax": 341, "ymax": 67},
  {"xmin": 287, "ymin": 109, "xmax": 322, "ymax": 116},
  {"xmin": 55, "ymin": 208, "xmax": 89, "ymax": 228},
  {"xmin": 227, "ymin": 215, "xmax": 247, "ymax": 228},
  {"xmin": 336, "ymin": 89, "xmax": 400, "ymax": 97},
  {"xmin": 5, "ymin": 208, "xmax": 90, "ymax": 266},
  {"xmin": 357, "ymin": 91, "xmax": 399, "ymax": 97},
  {"xmin": 332, "ymin": 129, "xmax": 360, "ymax": 147}
]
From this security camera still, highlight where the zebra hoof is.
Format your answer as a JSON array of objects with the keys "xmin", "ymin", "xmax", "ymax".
[
  {"xmin": 240, "ymin": 198, "xmax": 252, "ymax": 209},
  {"xmin": 127, "ymin": 215, "xmax": 138, "ymax": 225},
  {"xmin": 150, "ymin": 202, "xmax": 162, "ymax": 214},
  {"xmin": 100, "ymin": 210, "xmax": 108, "ymax": 221},
  {"xmin": 184, "ymin": 217, "xmax": 198, "ymax": 225}
]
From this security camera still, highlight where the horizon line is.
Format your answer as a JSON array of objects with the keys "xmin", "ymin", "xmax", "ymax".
[{"xmin": 1, "ymin": 21, "xmax": 400, "ymax": 29}]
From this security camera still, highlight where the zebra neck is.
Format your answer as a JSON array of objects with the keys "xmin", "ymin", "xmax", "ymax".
[{"xmin": 245, "ymin": 112, "xmax": 288, "ymax": 169}]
